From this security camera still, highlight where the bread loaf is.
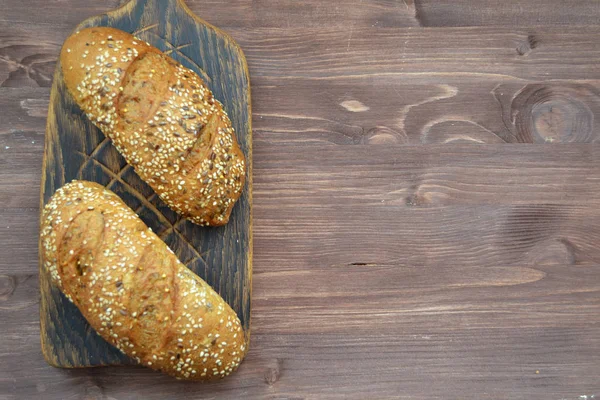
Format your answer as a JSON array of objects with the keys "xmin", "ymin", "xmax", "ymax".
[
  {"xmin": 40, "ymin": 181, "xmax": 246, "ymax": 380},
  {"xmin": 60, "ymin": 27, "xmax": 246, "ymax": 226}
]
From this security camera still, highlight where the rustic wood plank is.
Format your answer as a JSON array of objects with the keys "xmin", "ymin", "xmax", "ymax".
[
  {"xmin": 5, "ymin": 143, "xmax": 600, "ymax": 274},
  {"xmin": 199, "ymin": 23, "xmax": 600, "ymax": 144},
  {"xmin": 0, "ymin": 88, "xmax": 47, "ymax": 209},
  {"xmin": 0, "ymin": 0, "xmax": 419, "ymax": 30},
  {"xmin": 6, "ymin": 143, "xmax": 600, "ymax": 398},
  {"xmin": 5, "ymin": 26, "xmax": 600, "ymax": 145},
  {"xmin": 0, "ymin": 25, "xmax": 62, "ymax": 88},
  {"xmin": 0, "ymin": 209, "xmax": 39, "ymax": 275},
  {"xmin": 0, "ymin": 1, "xmax": 121, "ymax": 29},
  {"xmin": 250, "ymin": 76, "xmax": 600, "ymax": 144},
  {"xmin": 6, "ymin": 26, "xmax": 600, "ymax": 88},
  {"xmin": 4, "ymin": 77, "xmax": 600, "ymax": 148},
  {"xmin": 416, "ymin": 0, "xmax": 600, "ymax": 27},
  {"xmin": 4, "ymin": 0, "xmax": 600, "ymax": 31},
  {"xmin": 5, "ymin": 37, "xmax": 600, "ymax": 146},
  {"xmin": 39, "ymin": 0, "xmax": 252, "ymax": 369},
  {"xmin": 1, "ymin": 257, "xmax": 599, "ymax": 398},
  {"xmin": 233, "ymin": 27, "xmax": 600, "ymax": 81},
  {"xmin": 176, "ymin": 0, "xmax": 420, "ymax": 29}
]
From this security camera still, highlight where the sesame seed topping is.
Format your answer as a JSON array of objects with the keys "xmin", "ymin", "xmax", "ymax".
[{"xmin": 52, "ymin": 27, "xmax": 248, "ymax": 379}]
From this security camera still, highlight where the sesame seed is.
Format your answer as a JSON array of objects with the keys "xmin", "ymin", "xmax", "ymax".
[{"xmin": 47, "ymin": 29, "xmax": 248, "ymax": 379}]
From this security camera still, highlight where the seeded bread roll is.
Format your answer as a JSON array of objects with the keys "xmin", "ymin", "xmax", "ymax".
[
  {"xmin": 60, "ymin": 27, "xmax": 246, "ymax": 226},
  {"xmin": 40, "ymin": 181, "xmax": 246, "ymax": 380}
]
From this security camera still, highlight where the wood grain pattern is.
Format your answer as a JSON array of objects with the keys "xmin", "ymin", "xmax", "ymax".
[
  {"xmin": 0, "ymin": 0, "xmax": 419, "ymax": 30},
  {"xmin": 4, "ymin": 0, "xmax": 600, "ymax": 30},
  {"xmin": 6, "ymin": 25, "xmax": 600, "ymax": 87},
  {"xmin": 2, "ymin": 145, "xmax": 600, "ymax": 399},
  {"xmin": 416, "ymin": 0, "xmax": 600, "ymax": 27},
  {"xmin": 39, "ymin": 0, "xmax": 252, "ymax": 368},
  {"xmin": 5, "ymin": 26, "xmax": 600, "ymax": 146},
  {"xmin": 2, "ymin": 0, "xmax": 600, "ymax": 398}
]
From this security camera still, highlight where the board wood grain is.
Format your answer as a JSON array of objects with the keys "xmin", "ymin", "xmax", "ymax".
[{"xmin": 39, "ymin": 0, "xmax": 252, "ymax": 368}]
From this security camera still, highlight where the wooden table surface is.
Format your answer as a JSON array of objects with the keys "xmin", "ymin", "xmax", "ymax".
[{"xmin": 1, "ymin": 1, "xmax": 600, "ymax": 399}]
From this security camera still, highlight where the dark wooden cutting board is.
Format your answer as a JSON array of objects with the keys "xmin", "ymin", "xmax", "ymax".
[{"xmin": 39, "ymin": 0, "xmax": 252, "ymax": 368}]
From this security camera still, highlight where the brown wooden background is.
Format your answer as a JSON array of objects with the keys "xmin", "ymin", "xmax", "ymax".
[{"xmin": 1, "ymin": 1, "xmax": 600, "ymax": 399}]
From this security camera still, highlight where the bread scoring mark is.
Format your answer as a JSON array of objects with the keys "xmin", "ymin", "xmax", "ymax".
[
  {"xmin": 64, "ymin": 28, "xmax": 245, "ymax": 226},
  {"xmin": 134, "ymin": 28, "xmax": 212, "ymax": 84}
]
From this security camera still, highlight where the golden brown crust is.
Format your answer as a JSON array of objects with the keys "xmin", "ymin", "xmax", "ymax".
[
  {"xmin": 60, "ymin": 27, "xmax": 246, "ymax": 226},
  {"xmin": 40, "ymin": 181, "xmax": 247, "ymax": 380}
]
